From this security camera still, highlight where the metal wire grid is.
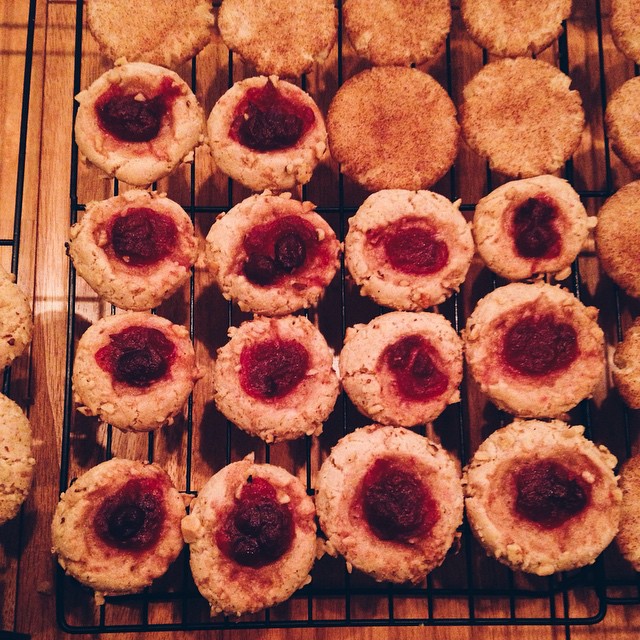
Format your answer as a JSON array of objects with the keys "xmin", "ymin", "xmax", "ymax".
[{"xmin": 50, "ymin": 0, "xmax": 639, "ymax": 634}]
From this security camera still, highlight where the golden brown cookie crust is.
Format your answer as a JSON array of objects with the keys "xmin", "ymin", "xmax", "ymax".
[
  {"xmin": 612, "ymin": 317, "xmax": 640, "ymax": 408},
  {"xmin": 611, "ymin": 0, "xmax": 640, "ymax": 64},
  {"xmin": 605, "ymin": 76, "xmax": 640, "ymax": 174},
  {"xmin": 0, "ymin": 265, "xmax": 33, "ymax": 369},
  {"xmin": 616, "ymin": 453, "xmax": 640, "ymax": 570},
  {"xmin": 327, "ymin": 67, "xmax": 459, "ymax": 191},
  {"xmin": 460, "ymin": 57, "xmax": 585, "ymax": 178}
]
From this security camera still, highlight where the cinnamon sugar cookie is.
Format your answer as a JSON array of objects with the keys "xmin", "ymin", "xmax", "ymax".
[
  {"xmin": 460, "ymin": 58, "xmax": 585, "ymax": 178},
  {"xmin": 0, "ymin": 265, "xmax": 33, "ymax": 369},
  {"xmin": 316, "ymin": 424, "xmax": 463, "ymax": 584},
  {"xmin": 605, "ymin": 76, "xmax": 640, "ymax": 174},
  {"xmin": 68, "ymin": 190, "xmax": 198, "ymax": 311},
  {"xmin": 327, "ymin": 67, "xmax": 459, "ymax": 191},
  {"xmin": 611, "ymin": 0, "xmax": 640, "ymax": 64},
  {"xmin": 612, "ymin": 317, "xmax": 640, "ymax": 408},
  {"xmin": 181, "ymin": 457, "xmax": 316, "ymax": 616},
  {"xmin": 463, "ymin": 282, "xmax": 605, "ymax": 417},
  {"xmin": 218, "ymin": 0, "xmax": 337, "ymax": 77},
  {"xmin": 464, "ymin": 419, "xmax": 621, "ymax": 575},
  {"xmin": 616, "ymin": 453, "xmax": 640, "ymax": 570},
  {"xmin": 74, "ymin": 62, "xmax": 205, "ymax": 186}
]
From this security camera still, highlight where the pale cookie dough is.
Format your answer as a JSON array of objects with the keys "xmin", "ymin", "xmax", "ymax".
[
  {"xmin": 343, "ymin": 0, "xmax": 450, "ymax": 66},
  {"xmin": 207, "ymin": 76, "xmax": 328, "ymax": 192},
  {"xmin": 68, "ymin": 190, "xmax": 199, "ymax": 311},
  {"xmin": 345, "ymin": 189, "xmax": 473, "ymax": 310},
  {"xmin": 612, "ymin": 317, "xmax": 640, "ymax": 408},
  {"xmin": 611, "ymin": 0, "xmax": 640, "ymax": 64},
  {"xmin": 315, "ymin": 424, "xmax": 463, "ymax": 584},
  {"xmin": 605, "ymin": 76, "xmax": 640, "ymax": 174},
  {"xmin": 205, "ymin": 191, "xmax": 340, "ymax": 315},
  {"xmin": 461, "ymin": 0, "xmax": 571, "ymax": 57},
  {"xmin": 212, "ymin": 315, "xmax": 339, "ymax": 443},
  {"xmin": 616, "ymin": 453, "xmax": 640, "ymax": 570},
  {"xmin": 0, "ymin": 393, "xmax": 34, "ymax": 525},
  {"xmin": 0, "ymin": 265, "xmax": 33, "ymax": 369},
  {"xmin": 340, "ymin": 312, "xmax": 463, "ymax": 427},
  {"xmin": 51, "ymin": 458, "xmax": 184, "ymax": 603},
  {"xmin": 463, "ymin": 419, "xmax": 621, "ymax": 575},
  {"xmin": 460, "ymin": 57, "xmax": 585, "ymax": 178},
  {"xmin": 182, "ymin": 457, "xmax": 316, "ymax": 616},
  {"xmin": 218, "ymin": 0, "xmax": 337, "ymax": 77},
  {"xmin": 72, "ymin": 312, "xmax": 200, "ymax": 432},
  {"xmin": 86, "ymin": 0, "xmax": 214, "ymax": 69},
  {"xmin": 463, "ymin": 282, "xmax": 605, "ymax": 417},
  {"xmin": 327, "ymin": 67, "xmax": 459, "ymax": 191},
  {"xmin": 473, "ymin": 175, "xmax": 591, "ymax": 281},
  {"xmin": 75, "ymin": 62, "xmax": 205, "ymax": 186}
]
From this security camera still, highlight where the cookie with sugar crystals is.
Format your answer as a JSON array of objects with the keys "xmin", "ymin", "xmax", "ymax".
[
  {"xmin": 612, "ymin": 317, "xmax": 640, "ymax": 408},
  {"xmin": 605, "ymin": 76, "xmax": 640, "ymax": 174},
  {"xmin": 611, "ymin": 0, "xmax": 640, "ymax": 64},
  {"xmin": 616, "ymin": 453, "xmax": 640, "ymax": 570},
  {"xmin": 0, "ymin": 265, "xmax": 33, "ymax": 369},
  {"xmin": 460, "ymin": 57, "xmax": 585, "ymax": 178}
]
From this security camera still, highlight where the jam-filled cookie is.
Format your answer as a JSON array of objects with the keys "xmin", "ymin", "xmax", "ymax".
[
  {"xmin": 0, "ymin": 265, "xmax": 33, "ymax": 369},
  {"xmin": 616, "ymin": 452, "xmax": 640, "ymax": 570},
  {"xmin": 473, "ymin": 175, "xmax": 591, "ymax": 281},
  {"xmin": 327, "ymin": 67, "xmax": 459, "ymax": 191},
  {"xmin": 218, "ymin": 0, "xmax": 337, "ymax": 77},
  {"xmin": 605, "ymin": 76, "xmax": 640, "ymax": 175},
  {"xmin": 205, "ymin": 191, "xmax": 340, "ymax": 315},
  {"xmin": 463, "ymin": 282, "xmax": 605, "ymax": 417},
  {"xmin": 68, "ymin": 190, "xmax": 199, "ymax": 311},
  {"xmin": 212, "ymin": 315, "xmax": 339, "ymax": 443},
  {"xmin": 611, "ymin": 0, "xmax": 640, "ymax": 64},
  {"xmin": 72, "ymin": 312, "xmax": 200, "ymax": 432},
  {"xmin": 74, "ymin": 62, "xmax": 205, "ymax": 186},
  {"xmin": 181, "ymin": 456, "xmax": 316, "ymax": 616},
  {"xmin": 343, "ymin": 0, "xmax": 450, "ymax": 66},
  {"xmin": 340, "ymin": 312, "xmax": 463, "ymax": 427},
  {"xmin": 463, "ymin": 419, "xmax": 621, "ymax": 575},
  {"xmin": 315, "ymin": 424, "xmax": 463, "ymax": 584},
  {"xmin": 207, "ymin": 76, "xmax": 327, "ymax": 192},
  {"xmin": 612, "ymin": 317, "xmax": 640, "ymax": 408},
  {"xmin": 0, "ymin": 393, "xmax": 35, "ymax": 525},
  {"xmin": 51, "ymin": 458, "xmax": 185, "ymax": 603},
  {"xmin": 86, "ymin": 0, "xmax": 214, "ymax": 69},
  {"xmin": 345, "ymin": 189, "xmax": 473, "ymax": 310},
  {"xmin": 460, "ymin": 58, "xmax": 584, "ymax": 178}
]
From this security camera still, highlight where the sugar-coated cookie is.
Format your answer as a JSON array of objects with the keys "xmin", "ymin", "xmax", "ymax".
[
  {"xmin": 0, "ymin": 266, "xmax": 33, "ymax": 369},
  {"xmin": 611, "ymin": 0, "xmax": 640, "ymax": 64},
  {"xmin": 612, "ymin": 317, "xmax": 640, "ymax": 408},
  {"xmin": 605, "ymin": 76, "xmax": 640, "ymax": 174},
  {"xmin": 616, "ymin": 453, "xmax": 640, "ymax": 570}
]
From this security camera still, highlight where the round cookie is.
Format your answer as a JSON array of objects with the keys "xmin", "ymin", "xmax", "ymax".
[
  {"xmin": 463, "ymin": 419, "xmax": 621, "ymax": 575},
  {"xmin": 0, "ymin": 265, "xmax": 33, "ymax": 369},
  {"xmin": 612, "ymin": 317, "xmax": 640, "ymax": 408},
  {"xmin": 460, "ymin": 0, "xmax": 571, "ymax": 57},
  {"xmin": 51, "ymin": 458, "xmax": 185, "ymax": 602},
  {"xmin": 345, "ymin": 189, "xmax": 473, "ymax": 310},
  {"xmin": 86, "ymin": 0, "xmax": 214, "ymax": 69},
  {"xmin": 74, "ymin": 62, "xmax": 205, "ymax": 186},
  {"xmin": 68, "ymin": 190, "xmax": 199, "ymax": 311},
  {"xmin": 462, "ymin": 282, "xmax": 605, "ymax": 417},
  {"xmin": 339, "ymin": 312, "xmax": 463, "ymax": 427},
  {"xmin": 616, "ymin": 453, "xmax": 640, "ymax": 570},
  {"xmin": 595, "ymin": 180, "xmax": 640, "ymax": 298},
  {"xmin": 343, "ymin": 0, "xmax": 450, "ymax": 66},
  {"xmin": 605, "ymin": 76, "xmax": 640, "ymax": 174},
  {"xmin": 327, "ymin": 67, "xmax": 459, "ymax": 191},
  {"xmin": 611, "ymin": 0, "xmax": 640, "ymax": 64},
  {"xmin": 315, "ymin": 424, "xmax": 463, "ymax": 584},
  {"xmin": 212, "ymin": 315, "xmax": 339, "ymax": 443},
  {"xmin": 0, "ymin": 394, "xmax": 34, "ymax": 525},
  {"xmin": 181, "ymin": 456, "xmax": 316, "ymax": 616},
  {"xmin": 218, "ymin": 0, "xmax": 337, "ymax": 77},
  {"xmin": 473, "ymin": 175, "xmax": 591, "ymax": 281},
  {"xmin": 460, "ymin": 57, "xmax": 585, "ymax": 178},
  {"xmin": 205, "ymin": 191, "xmax": 340, "ymax": 315},
  {"xmin": 207, "ymin": 76, "xmax": 328, "ymax": 192},
  {"xmin": 72, "ymin": 312, "xmax": 200, "ymax": 432}
]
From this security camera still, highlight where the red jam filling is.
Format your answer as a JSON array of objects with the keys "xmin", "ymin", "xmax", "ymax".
[
  {"xmin": 511, "ymin": 195, "xmax": 562, "ymax": 260},
  {"xmin": 95, "ymin": 77, "xmax": 181, "ymax": 143},
  {"xmin": 93, "ymin": 477, "xmax": 166, "ymax": 551},
  {"xmin": 216, "ymin": 476, "xmax": 294, "ymax": 568},
  {"xmin": 502, "ymin": 314, "xmax": 578, "ymax": 377},
  {"xmin": 108, "ymin": 208, "xmax": 178, "ymax": 266},
  {"xmin": 239, "ymin": 339, "xmax": 309, "ymax": 400},
  {"xmin": 229, "ymin": 80, "xmax": 315, "ymax": 151},
  {"xmin": 514, "ymin": 460, "xmax": 589, "ymax": 529},
  {"xmin": 360, "ymin": 458, "xmax": 438, "ymax": 542},
  {"xmin": 382, "ymin": 334, "xmax": 448, "ymax": 401},
  {"xmin": 95, "ymin": 326, "xmax": 176, "ymax": 388}
]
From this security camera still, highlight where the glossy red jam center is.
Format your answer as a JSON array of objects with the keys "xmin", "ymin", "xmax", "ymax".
[
  {"xmin": 216, "ymin": 476, "xmax": 294, "ymax": 568},
  {"xmin": 514, "ymin": 460, "xmax": 589, "ymax": 529},
  {"xmin": 239, "ymin": 339, "xmax": 309, "ymax": 400},
  {"xmin": 229, "ymin": 80, "xmax": 315, "ymax": 151},
  {"xmin": 108, "ymin": 208, "xmax": 178, "ymax": 266},
  {"xmin": 93, "ymin": 477, "xmax": 166, "ymax": 551},
  {"xmin": 360, "ymin": 458, "xmax": 438, "ymax": 542},
  {"xmin": 383, "ymin": 334, "xmax": 448, "ymax": 401},
  {"xmin": 95, "ymin": 326, "xmax": 176, "ymax": 388},
  {"xmin": 511, "ymin": 195, "xmax": 562, "ymax": 260}
]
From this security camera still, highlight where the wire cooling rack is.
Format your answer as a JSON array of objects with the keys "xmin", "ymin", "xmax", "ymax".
[{"xmin": 51, "ymin": 0, "xmax": 640, "ymax": 635}]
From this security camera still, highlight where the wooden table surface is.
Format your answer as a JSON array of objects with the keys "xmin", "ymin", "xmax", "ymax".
[{"xmin": 3, "ymin": 0, "xmax": 640, "ymax": 638}]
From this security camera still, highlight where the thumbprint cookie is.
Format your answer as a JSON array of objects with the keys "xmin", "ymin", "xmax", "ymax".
[
  {"xmin": 0, "ymin": 265, "xmax": 33, "ymax": 369},
  {"xmin": 616, "ymin": 453, "xmax": 640, "ymax": 570},
  {"xmin": 605, "ymin": 76, "xmax": 640, "ymax": 175},
  {"xmin": 611, "ymin": 0, "xmax": 640, "ymax": 64},
  {"xmin": 612, "ymin": 317, "xmax": 640, "ymax": 408}
]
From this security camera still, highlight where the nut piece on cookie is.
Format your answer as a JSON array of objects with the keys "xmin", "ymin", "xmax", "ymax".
[
  {"xmin": 605, "ymin": 76, "xmax": 640, "ymax": 175},
  {"xmin": 0, "ymin": 265, "xmax": 33, "ymax": 369},
  {"xmin": 612, "ymin": 317, "xmax": 640, "ymax": 408},
  {"xmin": 616, "ymin": 453, "xmax": 640, "ymax": 570}
]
